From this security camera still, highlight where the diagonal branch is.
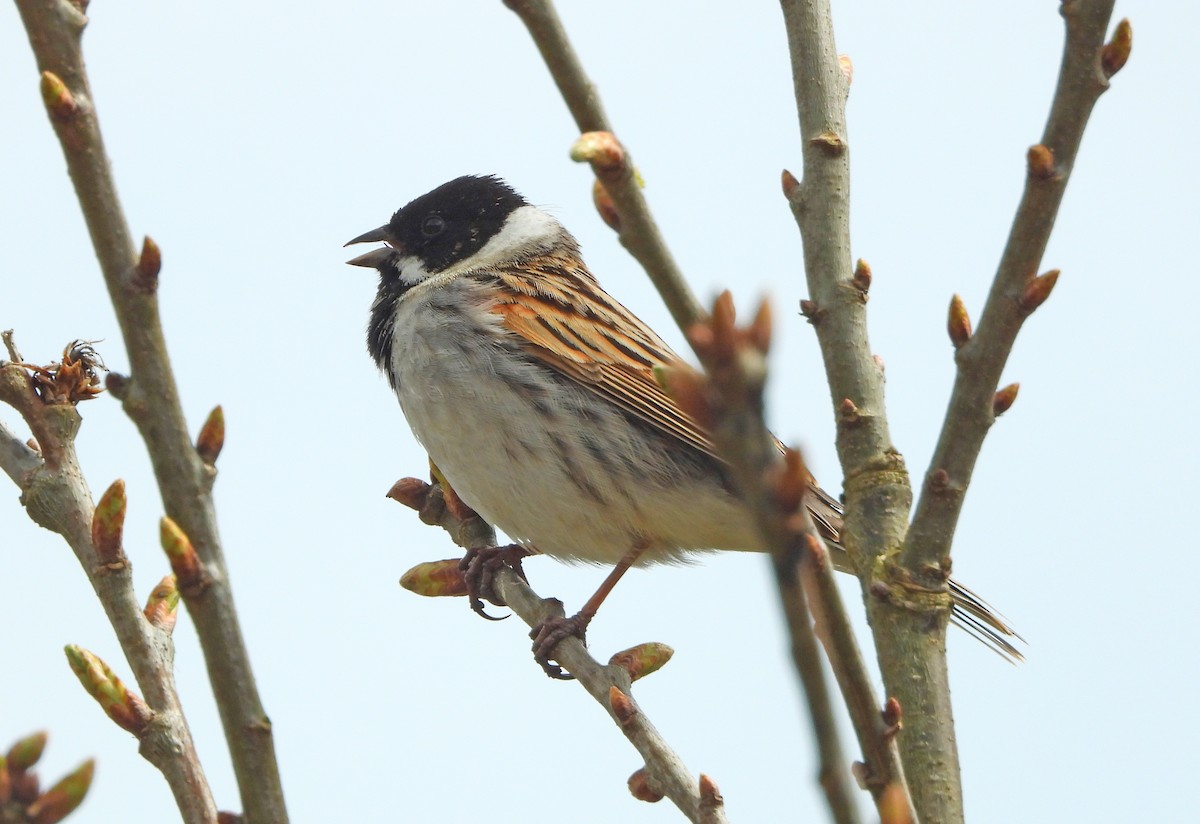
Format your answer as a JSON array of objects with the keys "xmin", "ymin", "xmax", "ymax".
[
  {"xmin": 394, "ymin": 479, "xmax": 728, "ymax": 824},
  {"xmin": 0, "ymin": 358, "xmax": 217, "ymax": 824},
  {"xmin": 504, "ymin": 0, "xmax": 705, "ymax": 330},
  {"xmin": 903, "ymin": 2, "xmax": 1124, "ymax": 571},
  {"xmin": 12, "ymin": 2, "xmax": 287, "ymax": 820}
]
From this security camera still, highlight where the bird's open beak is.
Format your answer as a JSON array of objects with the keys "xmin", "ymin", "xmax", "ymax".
[
  {"xmin": 345, "ymin": 247, "xmax": 395, "ymax": 268},
  {"xmin": 344, "ymin": 225, "xmax": 390, "ymax": 246},
  {"xmin": 345, "ymin": 225, "xmax": 397, "ymax": 267}
]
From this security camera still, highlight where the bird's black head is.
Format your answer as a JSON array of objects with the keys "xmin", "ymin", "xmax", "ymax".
[
  {"xmin": 346, "ymin": 175, "xmax": 528, "ymax": 278},
  {"xmin": 347, "ymin": 176, "xmax": 543, "ymax": 378}
]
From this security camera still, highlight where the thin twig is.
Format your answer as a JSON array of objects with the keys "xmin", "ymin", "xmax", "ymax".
[
  {"xmin": 398, "ymin": 481, "xmax": 728, "ymax": 824},
  {"xmin": 12, "ymin": 2, "xmax": 287, "ymax": 820},
  {"xmin": 903, "ymin": 1, "xmax": 1122, "ymax": 570},
  {"xmin": 772, "ymin": 553, "xmax": 865, "ymax": 824},
  {"xmin": 503, "ymin": 0, "xmax": 705, "ymax": 330},
  {"xmin": 677, "ymin": 295, "xmax": 905, "ymax": 823},
  {"xmin": 0, "ymin": 360, "xmax": 217, "ymax": 824}
]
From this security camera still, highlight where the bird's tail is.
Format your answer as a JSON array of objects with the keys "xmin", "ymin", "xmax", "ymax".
[{"xmin": 805, "ymin": 485, "xmax": 1023, "ymax": 660}]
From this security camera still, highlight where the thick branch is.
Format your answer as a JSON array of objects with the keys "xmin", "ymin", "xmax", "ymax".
[
  {"xmin": 400, "ymin": 482, "xmax": 727, "ymax": 824},
  {"xmin": 13, "ymin": 2, "xmax": 286, "ymax": 820},
  {"xmin": 504, "ymin": 0, "xmax": 705, "ymax": 330},
  {"xmin": 903, "ymin": 0, "xmax": 1120, "ymax": 570},
  {"xmin": 777, "ymin": 0, "xmax": 961, "ymax": 820},
  {"xmin": 0, "ymin": 362, "xmax": 216, "ymax": 823}
]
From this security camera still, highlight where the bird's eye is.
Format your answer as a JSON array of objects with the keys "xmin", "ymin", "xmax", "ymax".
[{"xmin": 421, "ymin": 214, "xmax": 446, "ymax": 238}]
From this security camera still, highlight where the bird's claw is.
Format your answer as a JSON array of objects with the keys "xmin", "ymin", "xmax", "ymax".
[
  {"xmin": 529, "ymin": 611, "xmax": 592, "ymax": 680},
  {"xmin": 459, "ymin": 544, "xmax": 529, "ymax": 620}
]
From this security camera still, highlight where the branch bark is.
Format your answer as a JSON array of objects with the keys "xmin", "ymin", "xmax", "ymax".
[
  {"xmin": 0, "ymin": 360, "xmax": 217, "ymax": 824},
  {"xmin": 12, "ymin": 2, "xmax": 287, "ymax": 820},
  {"xmin": 779, "ymin": 1, "xmax": 1124, "ymax": 821},
  {"xmin": 396, "ymin": 481, "xmax": 729, "ymax": 824},
  {"xmin": 504, "ymin": 0, "xmax": 705, "ymax": 330},
  {"xmin": 903, "ymin": 1, "xmax": 1121, "ymax": 570}
]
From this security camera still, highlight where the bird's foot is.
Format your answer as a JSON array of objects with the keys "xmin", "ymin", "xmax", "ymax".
[
  {"xmin": 459, "ymin": 544, "xmax": 529, "ymax": 620},
  {"xmin": 529, "ymin": 610, "xmax": 592, "ymax": 680}
]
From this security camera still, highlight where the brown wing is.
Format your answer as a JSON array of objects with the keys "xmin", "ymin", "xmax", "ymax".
[{"xmin": 484, "ymin": 254, "xmax": 717, "ymax": 460}]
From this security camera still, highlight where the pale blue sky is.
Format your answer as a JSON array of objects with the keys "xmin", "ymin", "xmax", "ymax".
[{"xmin": 2, "ymin": 2, "xmax": 1191, "ymax": 821}]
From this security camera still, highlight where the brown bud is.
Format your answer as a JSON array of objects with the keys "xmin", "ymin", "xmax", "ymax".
[
  {"xmin": 928, "ymin": 468, "xmax": 950, "ymax": 491},
  {"xmin": 947, "ymin": 294, "xmax": 972, "ymax": 348},
  {"xmin": 748, "ymin": 298, "xmax": 772, "ymax": 354},
  {"xmin": 710, "ymin": 291, "xmax": 736, "ymax": 351},
  {"xmin": 386, "ymin": 477, "xmax": 431, "ymax": 510},
  {"xmin": 569, "ymin": 131, "xmax": 625, "ymax": 175},
  {"xmin": 1027, "ymin": 144, "xmax": 1056, "ymax": 180},
  {"xmin": 91, "ymin": 479, "xmax": 127, "ymax": 565},
  {"xmin": 882, "ymin": 696, "xmax": 903, "ymax": 737},
  {"xmin": 609, "ymin": 686, "xmax": 637, "ymax": 729},
  {"xmin": 838, "ymin": 398, "xmax": 860, "ymax": 424},
  {"xmin": 699, "ymin": 774, "xmax": 724, "ymax": 810},
  {"xmin": 1101, "ymin": 19, "xmax": 1132, "ymax": 77},
  {"xmin": 144, "ymin": 575, "xmax": 180, "ymax": 633},
  {"xmin": 39, "ymin": 71, "xmax": 77, "ymax": 120},
  {"xmin": 608, "ymin": 642, "xmax": 674, "ymax": 682},
  {"xmin": 992, "ymin": 383, "xmax": 1020, "ymax": 417},
  {"xmin": 159, "ymin": 517, "xmax": 206, "ymax": 596},
  {"xmin": 781, "ymin": 168, "xmax": 801, "ymax": 202},
  {"xmin": 399, "ymin": 559, "xmax": 469, "ymax": 598},
  {"xmin": 774, "ymin": 447, "xmax": 808, "ymax": 513},
  {"xmin": 1019, "ymin": 269, "xmax": 1059, "ymax": 314},
  {"xmin": 25, "ymin": 759, "xmax": 94, "ymax": 824},
  {"xmin": 196, "ymin": 405, "xmax": 225, "ymax": 466},
  {"xmin": 627, "ymin": 768, "xmax": 663, "ymax": 803},
  {"xmin": 7, "ymin": 731, "xmax": 48, "ymax": 771},
  {"xmin": 799, "ymin": 298, "xmax": 819, "ymax": 320},
  {"xmin": 591, "ymin": 179, "xmax": 620, "ymax": 231},
  {"xmin": 852, "ymin": 259, "xmax": 872, "ymax": 293},
  {"xmin": 134, "ymin": 236, "xmax": 162, "ymax": 292}
]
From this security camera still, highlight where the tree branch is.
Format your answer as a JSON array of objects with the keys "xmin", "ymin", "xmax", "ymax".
[
  {"xmin": 503, "ymin": 0, "xmax": 705, "ymax": 330},
  {"xmin": 671, "ymin": 294, "xmax": 911, "ymax": 823},
  {"xmin": 12, "ymin": 2, "xmax": 287, "ymax": 820},
  {"xmin": 393, "ymin": 480, "xmax": 728, "ymax": 824},
  {"xmin": 0, "ymin": 358, "xmax": 216, "ymax": 824},
  {"xmin": 903, "ymin": 1, "xmax": 1123, "ymax": 570},
  {"xmin": 776, "ymin": 0, "xmax": 961, "ymax": 819}
]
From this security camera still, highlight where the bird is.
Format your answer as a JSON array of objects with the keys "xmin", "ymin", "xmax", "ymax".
[{"xmin": 346, "ymin": 174, "xmax": 1019, "ymax": 677}]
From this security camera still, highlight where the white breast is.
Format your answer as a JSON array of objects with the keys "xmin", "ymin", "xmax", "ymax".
[{"xmin": 387, "ymin": 276, "xmax": 759, "ymax": 565}]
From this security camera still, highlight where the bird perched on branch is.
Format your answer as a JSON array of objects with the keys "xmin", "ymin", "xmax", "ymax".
[{"xmin": 347, "ymin": 175, "xmax": 1018, "ymax": 677}]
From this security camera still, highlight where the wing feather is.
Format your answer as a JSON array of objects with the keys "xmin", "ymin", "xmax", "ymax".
[{"xmin": 486, "ymin": 258, "xmax": 717, "ymax": 459}]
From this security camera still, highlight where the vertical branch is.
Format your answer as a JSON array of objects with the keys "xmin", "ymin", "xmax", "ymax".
[
  {"xmin": 777, "ymin": 0, "xmax": 959, "ymax": 820},
  {"xmin": 13, "ymin": 2, "xmax": 287, "ymax": 820}
]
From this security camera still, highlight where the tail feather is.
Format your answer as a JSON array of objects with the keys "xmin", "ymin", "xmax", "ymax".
[{"xmin": 804, "ymin": 485, "xmax": 1024, "ymax": 660}]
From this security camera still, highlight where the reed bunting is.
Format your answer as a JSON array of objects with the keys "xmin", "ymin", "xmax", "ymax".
[{"xmin": 347, "ymin": 175, "xmax": 1017, "ymax": 676}]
